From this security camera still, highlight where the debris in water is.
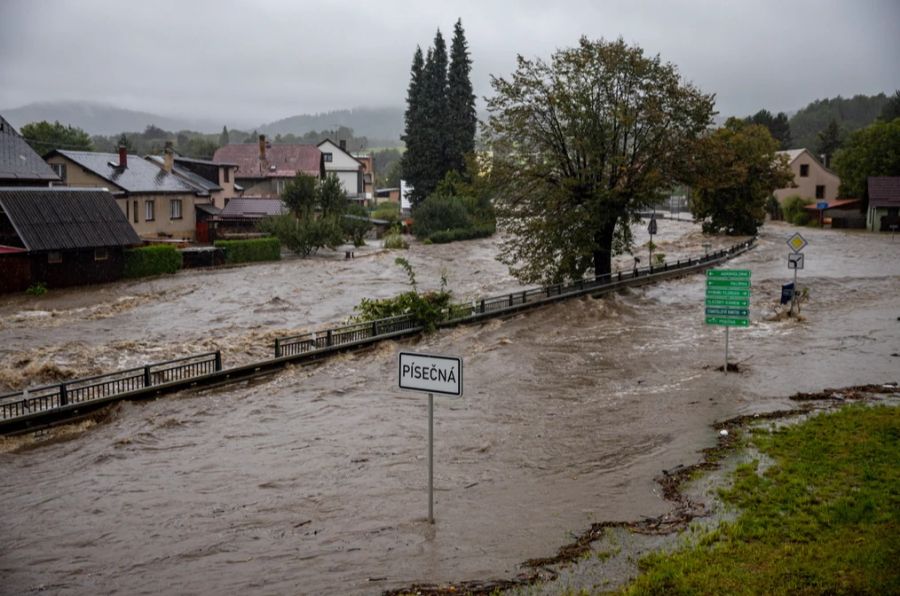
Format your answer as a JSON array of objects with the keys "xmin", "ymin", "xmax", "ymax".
[{"xmin": 719, "ymin": 429, "xmax": 729, "ymax": 437}]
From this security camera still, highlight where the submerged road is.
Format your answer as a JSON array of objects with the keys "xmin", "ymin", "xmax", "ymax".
[{"xmin": 1, "ymin": 222, "xmax": 898, "ymax": 594}]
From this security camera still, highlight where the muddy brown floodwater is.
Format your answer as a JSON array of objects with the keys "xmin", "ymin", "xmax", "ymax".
[{"xmin": 1, "ymin": 220, "xmax": 898, "ymax": 595}]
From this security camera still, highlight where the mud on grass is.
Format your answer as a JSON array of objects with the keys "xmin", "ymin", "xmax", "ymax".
[{"xmin": 383, "ymin": 384, "xmax": 897, "ymax": 596}]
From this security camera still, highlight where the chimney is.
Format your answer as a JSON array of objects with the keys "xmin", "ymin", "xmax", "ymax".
[
  {"xmin": 163, "ymin": 141, "xmax": 174, "ymax": 173},
  {"xmin": 259, "ymin": 134, "xmax": 267, "ymax": 162},
  {"xmin": 118, "ymin": 145, "xmax": 128, "ymax": 169},
  {"xmin": 339, "ymin": 139, "xmax": 347, "ymax": 152}
]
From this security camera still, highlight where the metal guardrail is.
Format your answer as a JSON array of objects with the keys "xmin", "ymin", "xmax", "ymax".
[
  {"xmin": 0, "ymin": 352, "xmax": 221, "ymax": 421},
  {"xmin": 0, "ymin": 238, "xmax": 755, "ymax": 433}
]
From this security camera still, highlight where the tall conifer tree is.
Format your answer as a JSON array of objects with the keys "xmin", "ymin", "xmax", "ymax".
[
  {"xmin": 447, "ymin": 19, "xmax": 476, "ymax": 175},
  {"xmin": 401, "ymin": 46, "xmax": 426, "ymax": 203}
]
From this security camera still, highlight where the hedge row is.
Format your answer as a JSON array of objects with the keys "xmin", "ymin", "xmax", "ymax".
[
  {"xmin": 124, "ymin": 245, "xmax": 183, "ymax": 278},
  {"xmin": 214, "ymin": 237, "xmax": 282, "ymax": 264},
  {"xmin": 428, "ymin": 223, "xmax": 496, "ymax": 244}
]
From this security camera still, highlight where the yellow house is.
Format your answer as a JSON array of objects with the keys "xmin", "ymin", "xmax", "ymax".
[
  {"xmin": 773, "ymin": 149, "xmax": 841, "ymax": 204},
  {"xmin": 45, "ymin": 148, "xmax": 211, "ymax": 242}
]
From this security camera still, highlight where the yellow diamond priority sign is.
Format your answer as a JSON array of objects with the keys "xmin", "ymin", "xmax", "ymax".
[{"xmin": 787, "ymin": 232, "xmax": 807, "ymax": 253}]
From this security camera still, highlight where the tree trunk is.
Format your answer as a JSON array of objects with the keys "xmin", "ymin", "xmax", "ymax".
[{"xmin": 592, "ymin": 221, "xmax": 617, "ymax": 278}]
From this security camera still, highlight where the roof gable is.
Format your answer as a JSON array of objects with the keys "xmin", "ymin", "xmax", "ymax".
[
  {"xmin": 0, "ymin": 115, "xmax": 60, "ymax": 182},
  {"xmin": 317, "ymin": 139, "xmax": 363, "ymax": 170},
  {"xmin": 51, "ymin": 150, "xmax": 196, "ymax": 194},
  {"xmin": 0, "ymin": 187, "xmax": 141, "ymax": 251}
]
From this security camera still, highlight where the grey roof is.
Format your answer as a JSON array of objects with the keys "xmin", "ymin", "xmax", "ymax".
[
  {"xmin": 868, "ymin": 177, "xmax": 900, "ymax": 208},
  {"xmin": 174, "ymin": 155, "xmax": 238, "ymax": 168},
  {"xmin": 51, "ymin": 150, "xmax": 196, "ymax": 195},
  {"xmin": 195, "ymin": 203, "xmax": 221, "ymax": 216},
  {"xmin": 0, "ymin": 115, "xmax": 59, "ymax": 182},
  {"xmin": 0, "ymin": 187, "xmax": 141, "ymax": 251},
  {"xmin": 146, "ymin": 155, "xmax": 221, "ymax": 196},
  {"xmin": 220, "ymin": 198, "xmax": 287, "ymax": 218}
]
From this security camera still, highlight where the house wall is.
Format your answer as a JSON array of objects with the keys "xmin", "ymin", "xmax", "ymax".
[
  {"xmin": 236, "ymin": 178, "xmax": 290, "ymax": 198},
  {"xmin": 319, "ymin": 140, "xmax": 362, "ymax": 196},
  {"xmin": 116, "ymin": 194, "xmax": 198, "ymax": 240},
  {"xmin": 45, "ymin": 155, "xmax": 124, "ymax": 191},
  {"xmin": 774, "ymin": 150, "xmax": 841, "ymax": 203},
  {"xmin": 868, "ymin": 206, "xmax": 900, "ymax": 232},
  {"xmin": 0, "ymin": 253, "xmax": 31, "ymax": 293},
  {"xmin": 28, "ymin": 248, "xmax": 126, "ymax": 291}
]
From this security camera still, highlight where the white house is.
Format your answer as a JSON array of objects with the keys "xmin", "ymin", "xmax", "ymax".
[
  {"xmin": 773, "ymin": 149, "xmax": 841, "ymax": 204},
  {"xmin": 317, "ymin": 139, "xmax": 363, "ymax": 198}
]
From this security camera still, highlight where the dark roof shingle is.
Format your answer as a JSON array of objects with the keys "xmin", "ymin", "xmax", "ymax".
[
  {"xmin": 0, "ymin": 187, "xmax": 141, "ymax": 251},
  {"xmin": 219, "ymin": 198, "xmax": 287, "ymax": 218},
  {"xmin": 0, "ymin": 115, "xmax": 59, "ymax": 182},
  {"xmin": 868, "ymin": 177, "xmax": 900, "ymax": 208}
]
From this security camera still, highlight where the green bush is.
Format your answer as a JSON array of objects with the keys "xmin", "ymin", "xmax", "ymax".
[
  {"xmin": 782, "ymin": 195, "xmax": 813, "ymax": 226},
  {"xmin": 383, "ymin": 231, "xmax": 409, "ymax": 249},
  {"xmin": 412, "ymin": 195, "xmax": 472, "ymax": 238},
  {"xmin": 371, "ymin": 202, "xmax": 401, "ymax": 223},
  {"xmin": 428, "ymin": 222, "xmax": 496, "ymax": 243},
  {"xmin": 342, "ymin": 203, "xmax": 372, "ymax": 247},
  {"xmin": 257, "ymin": 215, "xmax": 342, "ymax": 257},
  {"xmin": 214, "ymin": 237, "xmax": 281, "ymax": 263},
  {"xmin": 352, "ymin": 258, "xmax": 451, "ymax": 331},
  {"xmin": 124, "ymin": 244, "xmax": 182, "ymax": 278}
]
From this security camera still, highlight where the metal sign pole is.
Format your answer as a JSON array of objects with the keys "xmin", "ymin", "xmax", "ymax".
[
  {"xmin": 791, "ymin": 265, "xmax": 798, "ymax": 315},
  {"xmin": 725, "ymin": 326, "xmax": 729, "ymax": 374},
  {"xmin": 427, "ymin": 392, "xmax": 434, "ymax": 524}
]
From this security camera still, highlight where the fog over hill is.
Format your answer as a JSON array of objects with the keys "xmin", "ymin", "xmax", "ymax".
[{"xmin": 1, "ymin": 100, "xmax": 405, "ymax": 143}]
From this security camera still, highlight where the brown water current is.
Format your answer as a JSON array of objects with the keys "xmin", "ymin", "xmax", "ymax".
[{"xmin": 1, "ymin": 220, "xmax": 898, "ymax": 594}]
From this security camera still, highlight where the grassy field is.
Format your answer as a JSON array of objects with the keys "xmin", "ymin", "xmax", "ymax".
[{"xmin": 623, "ymin": 404, "xmax": 900, "ymax": 595}]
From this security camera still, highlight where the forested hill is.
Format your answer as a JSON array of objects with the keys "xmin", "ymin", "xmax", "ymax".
[
  {"xmin": 788, "ymin": 93, "xmax": 889, "ymax": 149},
  {"xmin": 259, "ymin": 107, "xmax": 403, "ymax": 145}
]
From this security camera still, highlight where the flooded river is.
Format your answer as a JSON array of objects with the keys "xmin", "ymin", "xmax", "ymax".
[{"xmin": 1, "ymin": 220, "xmax": 898, "ymax": 594}]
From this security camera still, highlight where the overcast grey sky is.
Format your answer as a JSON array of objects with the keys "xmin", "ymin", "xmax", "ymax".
[{"xmin": 1, "ymin": 0, "xmax": 898, "ymax": 125}]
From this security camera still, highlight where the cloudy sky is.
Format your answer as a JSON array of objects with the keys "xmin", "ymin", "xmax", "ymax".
[{"xmin": 1, "ymin": 0, "xmax": 898, "ymax": 125}]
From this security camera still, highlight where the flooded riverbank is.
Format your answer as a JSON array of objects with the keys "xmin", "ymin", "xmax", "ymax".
[{"xmin": 1, "ymin": 221, "xmax": 898, "ymax": 594}]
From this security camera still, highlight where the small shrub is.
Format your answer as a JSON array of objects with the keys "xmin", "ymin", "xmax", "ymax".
[
  {"xmin": 25, "ymin": 282, "xmax": 47, "ymax": 296},
  {"xmin": 214, "ymin": 237, "xmax": 281, "ymax": 263},
  {"xmin": 124, "ymin": 244, "xmax": 182, "ymax": 278},
  {"xmin": 428, "ymin": 222, "xmax": 495, "ymax": 243},
  {"xmin": 352, "ymin": 258, "xmax": 451, "ymax": 331},
  {"xmin": 371, "ymin": 203, "xmax": 401, "ymax": 223},
  {"xmin": 383, "ymin": 231, "xmax": 408, "ymax": 249},
  {"xmin": 782, "ymin": 195, "xmax": 813, "ymax": 226},
  {"xmin": 342, "ymin": 203, "xmax": 372, "ymax": 247},
  {"xmin": 654, "ymin": 253, "xmax": 666, "ymax": 265},
  {"xmin": 412, "ymin": 195, "xmax": 471, "ymax": 238}
]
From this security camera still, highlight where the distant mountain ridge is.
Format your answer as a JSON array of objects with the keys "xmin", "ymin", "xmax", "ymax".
[
  {"xmin": 1, "ymin": 101, "xmax": 405, "ymax": 144},
  {"xmin": 0, "ymin": 101, "xmax": 225, "ymax": 136},
  {"xmin": 259, "ymin": 107, "xmax": 404, "ymax": 143}
]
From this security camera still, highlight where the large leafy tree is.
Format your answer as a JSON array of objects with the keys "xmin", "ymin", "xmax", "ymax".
[
  {"xmin": 484, "ymin": 37, "xmax": 714, "ymax": 283},
  {"xmin": 20, "ymin": 120, "xmax": 93, "ymax": 154},
  {"xmin": 447, "ymin": 19, "xmax": 477, "ymax": 176},
  {"xmin": 690, "ymin": 119, "xmax": 794, "ymax": 235},
  {"xmin": 832, "ymin": 117, "xmax": 900, "ymax": 199},
  {"xmin": 263, "ymin": 172, "xmax": 348, "ymax": 257}
]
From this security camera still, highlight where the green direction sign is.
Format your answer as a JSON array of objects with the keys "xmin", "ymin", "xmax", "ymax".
[
  {"xmin": 707, "ymin": 278, "xmax": 751, "ymax": 288},
  {"xmin": 707, "ymin": 269, "xmax": 750, "ymax": 279},
  {"xmin": 706, "ymin": 307, "xmax": 749, "ymax": 317},
  {"xmin": 706, "ymin": 298, "xmax": 750, "ymax": 308},
  {"xmin": 706, "ymin": 269, "xmax": 751, "ymax": 327},
  {"xmin": 706, "ymin": 288, "xmax": 751, "ymax": 298},
  {"xmin": 706, "ymin": 316, "xmax": 750, "ymax": 327}
]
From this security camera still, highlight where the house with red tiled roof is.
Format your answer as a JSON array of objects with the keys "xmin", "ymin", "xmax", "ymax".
[
  {"xmin": 867, "ymin": 176, "xmax": 900, "ymax": 232},
  {"xmin": 212, "ymin": 135, "xmax": 324, "ymax": 197}
]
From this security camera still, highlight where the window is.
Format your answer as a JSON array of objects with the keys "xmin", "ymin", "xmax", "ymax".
[
  {"xmin": 170, "ymin": 198, "xmax": 182, "ymax": 219},
  {"xmin": 133, "ymin": 200, "xmax": 139, "ymax": 223},
  {"xmin": 94, "ymin": 247, "xmax": 108, "ymax": 261},
  {"xmin": 50, "ymin": 163, "xmax": 67, "ymax": 182},
  {"xmin": 224, "ymin": 167, "xmax": 230, "ymax": 183},
  {"xmin": 323, "ymin": 152, "xmax": 333, "ymax": 163},
  {"xmin": 145, "ymin": 200, "xmax": 155, "ymax": 221},
  {"xmin": 48, "ymin": 251, "xmax": 62, "ymax": 264},
  {"xmin": 815, "ymin": 185, "xmax": 825, "ymax": 199},
  {"xmin": 800, "ymin": 164, "xmax": 809, "ymax": 177}
]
